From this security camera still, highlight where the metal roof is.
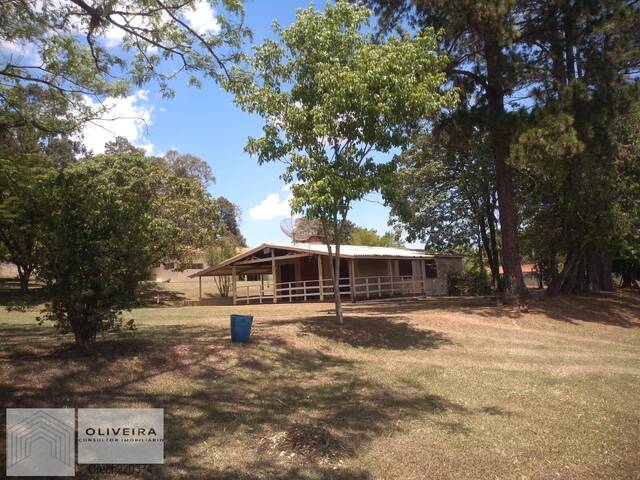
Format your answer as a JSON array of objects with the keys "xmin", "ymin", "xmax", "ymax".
[
  {"xmin": 269, "ymin": 243, "xmax": 442, "ymax": 258},
  {"xmin": 190, "ymin": 242, "xmax": 463, "ymax": 277}
]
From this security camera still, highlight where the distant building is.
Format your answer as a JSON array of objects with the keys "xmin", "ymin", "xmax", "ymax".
[{"xmin": 0, "ymin": 262, "xmax": 19, "ymax": 279}]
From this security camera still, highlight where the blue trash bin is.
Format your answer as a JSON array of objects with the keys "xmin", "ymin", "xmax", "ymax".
[{"xmin": 230, "ymin": 314, "xmax": 253, "ymax": 343}]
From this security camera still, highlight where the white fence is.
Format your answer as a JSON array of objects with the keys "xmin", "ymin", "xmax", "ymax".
[{"xmin": 234, "ymin": 275, "xmax": 446, "ymax": 304}]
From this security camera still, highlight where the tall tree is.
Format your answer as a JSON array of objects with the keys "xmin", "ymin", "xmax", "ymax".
[
  {"xmin": 231, "ymin": 1, "xmax": 455, "ymax": 323},
  {"xmin": 367, "ymin": 0, "xmax": 528, "ymax": 301},
  {"xmin": 164, "ymin": 150, "xmax": 216, "ymax": 187},
  {"xmin": 388, "ymin": 109, "xmax": 503, "ymax": 290},
  {"xmin": 216, "ymin": 196, "xmax": 246, "ymax": 246},
  {"xmin": 0, "ymin": 151, "xmax": 52, "ymax": 292},
  {"xmin": 512, "ymin": 0, "xmax": 640, "ymax": 294},
  {"xmin": 38, "ymin": 150, "xmax": 223, "ymax": 353}
]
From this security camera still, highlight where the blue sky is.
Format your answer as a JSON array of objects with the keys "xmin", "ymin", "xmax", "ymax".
[{"xmin": 89, "ymin": 1, "xmax": 398, "ymax": 247}]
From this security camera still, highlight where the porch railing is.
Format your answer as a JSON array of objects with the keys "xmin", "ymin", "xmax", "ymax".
[{"xmin": 234, "ymin": 275, "xmax": 446, "ymax": 304}]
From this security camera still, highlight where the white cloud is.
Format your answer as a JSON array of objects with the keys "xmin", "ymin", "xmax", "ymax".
[
  {"xmin": 249, "ymin": 192, "xmax": 292, "ymax": 220},
  {"xmin": 183, "ymin": 0, "xmax": 220, "ymax": 35},
  {"xmin": 0, "ymin": 39, "xmax": 40, "ymax": 64},
  {"xmin": 81, "ymin": 90, "xmax": 154, "ymax": 154}
]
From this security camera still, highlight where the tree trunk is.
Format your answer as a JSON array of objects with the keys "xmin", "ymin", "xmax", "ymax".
[
  {"xmin": 548, "ymin": 246, "xmax": 613, "ymax": 295},
  {"xmin": 71, "ymin": 320, "xmax": 98, "ymax": 354},
  {"xmin": 484, "ymin": 198, "xmax": 503, "ymax": 292},
  {"xmin": 16, "ymin": 265, "xmax": 32, "ymax": 293},
  {"xmin": 536, "ymin": 262, "xmax": 544, "ymax": 289},
  {"xmin": 483, "ymin": 40, "xmax": 527, "ymax": 303},
  {"xmin": 326, "ymin": 243, "xmax": 344, "ymax": 325}
]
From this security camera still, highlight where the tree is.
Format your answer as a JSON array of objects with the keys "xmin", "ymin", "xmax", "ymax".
[
  {"xmin": 206, "ymin": 235, "xmax": 238, "ymax": 296},
  {"xmin": 511, "ymin": 1, "xmax": 640, "ymax": 294},
  {"xmin": 367, "ymin": 0, "xmax": 529, "ymax": 302},
  {"xmin": 0, "ymin": 0, "xmax": 249, "ymax": 133},
  {"xmin": 350, "ymin": 227, "xmax": 403, "ymax": 248},
  {"xmin": 216, "ymin": 196, "xmax": 246, "ymax": 246},
  {"xmin": 0, "ymin": 151, "xmax": 52, "ymax": 292},
  {"xmin": 289, "ymin": 217, "xmax": 354, "ymax": 244},
  {"xmin": 38, "ymin": 151, "xmax": 223, "ymax": 353},
  {"xmin": 231, "ymin": 1, "xmax": 455, "ymax": 323},
  {"xmin": 164, "ymin": 150, "xmax": 215, "ymax": 187},
  {"xmin": 388, "ymin": 109, "xmax": 503, "ymax": 290}
]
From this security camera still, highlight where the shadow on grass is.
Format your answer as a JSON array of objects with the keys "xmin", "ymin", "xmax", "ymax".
[
  {"xmin": 0, "ymin": 322, "xmax": 504, "ymax": 479},
  {"xmin": 0, "ymin": 278, "xmax": 47, "ymax": 309},
  {"xmin": 297, "ymin": 315, "xmax": 453, "ymax": 350},
  {"xmin": 343, "ymin": 291, "xmax": 640, "ymax": 328},
  {"xmin": 135, "ymin": 281, "xmax": 189, "ymax": 307}
]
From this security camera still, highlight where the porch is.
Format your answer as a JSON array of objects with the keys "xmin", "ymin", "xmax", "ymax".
[{"xmin": 190, "ymin": 243, "xmax": 462, "ymax": 304}]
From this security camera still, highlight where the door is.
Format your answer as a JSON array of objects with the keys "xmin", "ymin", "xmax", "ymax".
[{"xmin": 279, "ymin": 263, "xmax": 296, "ymax": 301}]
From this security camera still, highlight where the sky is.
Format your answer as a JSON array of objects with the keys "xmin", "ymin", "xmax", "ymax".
[{"xmin": 79, "ymin": 1, "xmax": 400, "ymax": 247}]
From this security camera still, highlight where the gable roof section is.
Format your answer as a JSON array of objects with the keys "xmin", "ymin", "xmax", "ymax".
[{"xmin": 191, "ymin": 242, "xmax": 463, "ymax": 277}]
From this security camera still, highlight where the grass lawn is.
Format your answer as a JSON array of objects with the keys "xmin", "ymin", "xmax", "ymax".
[{"xmin": 1, "ymin": 291, "xmax": 639, "ymax": 479}]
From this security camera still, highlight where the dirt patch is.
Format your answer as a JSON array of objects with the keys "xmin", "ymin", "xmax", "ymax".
[{"xmin": 259, "ymin": 423, "xmax": 352, "ymax": 462}]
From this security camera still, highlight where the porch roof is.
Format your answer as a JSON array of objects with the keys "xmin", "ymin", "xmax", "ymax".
[{"xmin": 190, "ymin": 242, "xmax": 463, "ymax": 277}]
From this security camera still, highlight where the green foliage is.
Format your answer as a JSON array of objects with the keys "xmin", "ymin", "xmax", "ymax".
[
  {"xmin": 164, "ymin": 150, "xmax": 216, "ymax": 187},
  {"xmin": 350, "ymin": 227, "xmax": 402, "ymax": 248},
  {"xmin": 216, "ymin": 196, "xmax": 246, "ymax": 246},
  {"xmin": 0, "ymin": 117, "xmax": 72, "ymax": 292},
  {"xmin": 0, "ymin": 0, "xmax": 249, "ymax": 132},
  {"xmin": 230, "ymin": 1, "xmax": 455, "ymax": 322},
  {"xmin": 447, "ymin": 263, "xmax": 492, "ymax": 297},
  {"xmin": 370, "ymin": 0, "xmax": 640, "ymax": 296},
  {"xmin": 206, "ymin": 235, "xmax": 238, "ymax": 296},
  {"xmin": 34, "ymin": 149, "xmax": 223, "ymax": 352},
  {"xmin": 388, "ymin": 109, "xmax": 503, "ymax": 290},
  {"xmin": 37, "ymin": 154, "xmax": 159, "ymax": 352},
  {"xmin": 290, "ymin": 217, "xmax": 354, "ymax": 244}
]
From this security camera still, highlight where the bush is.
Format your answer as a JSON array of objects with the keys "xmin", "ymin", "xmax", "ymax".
[{"xmin": 447, "ymin": 269, "xmax": 492, "ymax": 296}]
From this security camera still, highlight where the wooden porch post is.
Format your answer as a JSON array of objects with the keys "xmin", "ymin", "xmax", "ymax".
[
  {"xmin": 422, "ymin": 260, "xmax": 428, "ymax": 298},
  {"xmin": 317, "ymin": 255, "xmax": 324, "ymax": 301},
  {"xmin": 271, "ymin": 249, "xmax": 277, "ymax": 304},
  {"xmin": 349, "ymin": 258, "xmax": 356, "ymax": 303},
  {"xmin": 231, "ymin": 265, "xmax": 237, "ymax": 305},
  {"xmin": 198, "ymin": 275, "xmax": 202, "ymax": 300},
  {"xmin": 387, "ymin": 260, "xmax": 394, "ymax": 295}
]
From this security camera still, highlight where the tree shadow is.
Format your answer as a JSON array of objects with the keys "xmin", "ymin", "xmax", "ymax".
[
  {"xmin": 135, "ymin": 281, "xmax": 190, "ymax": 307},
  {"xmin": 526, "ymin": 292, "xmax": 640, "ymax": 328},
  {"xmin": 0, "ymin": 322, "xmax": 508, "ymax": 479},
  {"xmin": 297, "ymin": 315, "xmax": 453, "ymax": 350},
  {"xmin": 0, "ymin": 279, "xmax": 47, "ymax": 309},
  {"xmin": 343, "ymin": 291, "xmax": 640, "ymax": 328}
]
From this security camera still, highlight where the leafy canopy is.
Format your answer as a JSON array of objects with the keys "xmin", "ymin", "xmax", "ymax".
[
  {"xmin": 0, "ymin": 0, "xmax": 249, "ymax": 132},
  {"xmin": 230, "ymin": 0, "xmax": 455, "ymax": 323},
  {"xmin": 36, "ymin": 148, "xmax": 224, "ymax": 352},
  {"xmin": 232, "ymin": 0, "xmax": 456, "ymax": 233}
]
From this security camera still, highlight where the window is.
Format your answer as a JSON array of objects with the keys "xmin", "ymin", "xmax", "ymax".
[
  {"xmin": 187, "ymin": 263, "xmax": 204, "ymax": 270},
  {"xmin": 424, "ymin": 260, "xmax": 438, "ymax": 278},
  {"xmin": 163, "ymin": 262, "xmax": 175, "ymax": 270},
  {"xmin": 399, "ymin": 260, "xmax": 413, "ymax": 276}
]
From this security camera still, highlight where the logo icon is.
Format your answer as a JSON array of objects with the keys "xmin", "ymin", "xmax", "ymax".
[{"xmin": 6, "ymin": 408, "xmax": 75, "ymax": 477}]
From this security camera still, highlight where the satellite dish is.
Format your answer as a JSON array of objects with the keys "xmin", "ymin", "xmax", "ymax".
[
  {"xmin": 280, "ymin": 218, "xmax": 295, "ymax": 240},
  {"xmin": 280, "ymin": 217, "xmax": 316, "ymax": 243}
]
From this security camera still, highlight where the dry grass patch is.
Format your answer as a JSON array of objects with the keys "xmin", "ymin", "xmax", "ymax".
[{"xmin": 0, "ymin": 291, "xmax": 639, "ymax": 479}]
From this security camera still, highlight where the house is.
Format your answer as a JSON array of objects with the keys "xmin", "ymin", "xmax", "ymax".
[
  {"xmin": 148, "ymin": 247, "xmax": 251, "ymax": 283},
  {"xmin": 148, "ymin": 252, "xmax": 211, "ymax": 283},
  {"xmin": 190, "ymin": 242, "xmax": 463, "ymax": 304}
]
